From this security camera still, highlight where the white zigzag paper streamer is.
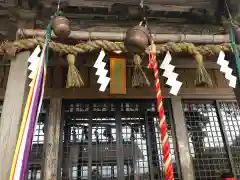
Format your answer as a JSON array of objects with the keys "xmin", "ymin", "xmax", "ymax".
[
  {"xmin": 93, "ymin": 49, "xmax": 110, "ymax": 92},
  {"xmin": 217, "ymin": 51, "xmax": 236, "ymax": 88},
  {"xmin": 28, "ymin": 45, "xmax": 42, "ymax": 87},
  {"xmin": 160, "ymin": 51, "xmax": 182, "ymax": 95}
]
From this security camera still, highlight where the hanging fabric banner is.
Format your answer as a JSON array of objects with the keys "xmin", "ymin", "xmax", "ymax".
[
  {"xmin": 9, "ymin": 45, "xmax": 46, "ymax": 180},
  {"xmin": 227, "ymin": 23, "xmax": 240, "ymax": 105},
  {"xmin": 9, "ymin": 24, "xmax": 51, "ymax": 180},
  {"xmin": 228, "ymin": 23, "xmax": 240, "ymax": 80},
  {"xmin": 110, "ymin": 57, "xmax": 126, "ymax": 95}
]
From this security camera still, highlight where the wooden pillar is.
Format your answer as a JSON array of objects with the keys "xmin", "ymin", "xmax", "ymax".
[
  {"xmin": 0, "ymin": 51, "xmax": 30, "ymax": 179},
  {"xmin": 170, "ymin": 96, "xmax": 195, "ymax": 180},
  {"xmin": 43, "ymin": 98, "xmax": 62, "ymax": 180}
]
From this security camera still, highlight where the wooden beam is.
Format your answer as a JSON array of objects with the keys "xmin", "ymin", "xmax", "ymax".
[
  {"xmin": 0, "ymin": 51, "xmax": 30, "ymax": 179},
  {"xmin": 43, "ymin": 87, "xmax": 235, "ymax": 100},
  {"xmin": 43, "ymin": 98, "xmax": 62, "ymax": 180},
  {"xmin": 0, "ymin": 87, "xmax": 235, "ymax": 101},
  {"xmin": 170, "ymin": 96, "xmax": 195, "ymax": 180},
  {"xmin": 35, "ymin": 19, "xmax": 223, "ymax": 34},
  {"xmin": 17, "ymin": 29, "xmax": 227, "ymax": 43},
  {"xmin": 81, "ymin": 58, "xmax": 220, "ymax": 69},
  {"xmin": 68, "ymin": 0, "xmax": 214, "ymax": 9}
]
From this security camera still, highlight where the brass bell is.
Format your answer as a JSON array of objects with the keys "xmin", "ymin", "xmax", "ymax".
[
  {"xmin": 124, "ymin": 24, "xmax": 151, "ymax": 53},
  {"xmin": 52, "ymin": 16, "xmax": 71, "ymax": 38}
]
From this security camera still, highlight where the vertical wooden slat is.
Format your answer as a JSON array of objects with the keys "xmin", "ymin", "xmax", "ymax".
[
  {"xmin": 175, "ymin": 69, "xmax": 187, "ymax": 88},
  {"xmin": 126, "ymin": 67, "xmax": 132, "ymax": 88},
  {"xmin": 3, "ymin": 66, "xmax": 10, "ymax": 88},
  {"xmin": 170, "ymin": 96, "xmax": 195, "ymax": 180},
  {"xmin": 87, "ymin": 104, "xmax": 93, "ymax": 179},
  {"xmin": 90, "ymin": 67, "xmax": 98, "ymax": 88},
  {"xmin": 52, "ymin": 66, "xmax": 63, "ymax": 88},
  {"xmin": 145, "ymin": 68, "xmax": 155, "ymax": 87},
  {"xmin": 207, "ymin": 69, "xmax": 217, "ymax": 88},
  {"xmin": 46, "ymin": 67, "xmax": 53, "ymax": 88},
  {"xmin": 213, "ymin": 70, "xmax": 228, "ymax": 88},
  {"xmin": 0, "ymin": 67, "xmax": 5, "ymax": 88},
  {"xmin": 79, "ymin": 66, "xmax": 88, "ymax": 88},
  {"xmin": 43, "ymin": 98, "xmax": 62, "ymax": 180},
  {"xmin": 0, "ymin": 51, "xmax": 30, "ymax": 179},
  {"xmin": 115, "ymin": 102, "xmax": 124, "ymax": 180},
  {"xmin": 160, "ymin": 74, "xmax": 166, "ymax": 87},
  {"xmin": 184, "ymin": 69, "xmax": 197, "ymax": 88}
]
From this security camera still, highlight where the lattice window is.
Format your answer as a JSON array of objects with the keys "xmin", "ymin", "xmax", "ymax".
[
  {"xmin": 183, "ymin": 101, "xmax": 231, "ymax": 180},
  {"xmin": 27, "ymin": 165, "xmax": 41, "ymax": 180},
  {"xmin": 0, "ymin": 101, "xmax": 46, "ymax": 180},
  {"xmin": 27, "ymin": 102, "xmax": 49, "ymax": 180},
  {"xmin": 147, "ymin": 101, "xmax": 179, "ymax": 180},
  {"xmin": 61, "ymin": 100, "xmax": 180, "ymax": 180},
  {"xmin": 217, "ymin": 101, "xmax": 240, "ymax": 179}
]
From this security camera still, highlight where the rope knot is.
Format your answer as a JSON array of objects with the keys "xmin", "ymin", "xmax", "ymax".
[
  {"xmin": 66, "ymin": 54, "xmax": 84, "ymax": 88},
  {"xmin": 67, "ymin": 54, "xmax": 75, "ymax": 66},
  {"xmin": 148, "ymin": 43, "xmax": 156, "ymax": 69},
  {"xmin": 147, "ymin": 54, "xmax": 155, "ymax": 69},
  {"xmin": 133, "ymin": 54, "xmax": 142, "ymax": 65}
]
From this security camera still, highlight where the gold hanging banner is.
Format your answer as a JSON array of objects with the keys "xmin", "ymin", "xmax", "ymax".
[{"xmin": 110, "ymin": 57, "xmax": 126, "ymax": 95}]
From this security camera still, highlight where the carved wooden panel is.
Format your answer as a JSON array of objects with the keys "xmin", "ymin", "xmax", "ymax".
[
  {"xmin": 180, "ymin": 68, "xmax": 230, "ymax": 88},
  {"xmin": 174, "ymin": 69, "xmax": 187, "ymax": 87},
  {"xmin": 89, "ymin": 67, "xmax": 98, "ymax": 89},
  {"xmin": 80, "ymin": 65, "xmax": 89, "ymax": 88},
  {"xmin": 207, "ymin": 69, "xmax": 217, "ymax": 88},
  {"xmin": 182, "ymin": 69, "xmax": 196, "ymax": 88},
  {"xmin": 0, "ymin": 64, "xmax": 231, "ymax": 92},
  {"xmin": 213, "ymin": 69, "xmax": 229, "ymax": 88},
  {"xmin": 42, "ymin": 66, "xmax": 233, "ymax": 90}
]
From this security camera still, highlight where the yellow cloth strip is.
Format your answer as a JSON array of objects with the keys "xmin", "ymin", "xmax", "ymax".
[{"xmin": 9, "ymin": 59, "xmax": 41, "ymax": 180}]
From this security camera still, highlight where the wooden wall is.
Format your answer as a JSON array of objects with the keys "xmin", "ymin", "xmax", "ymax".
[
  {"xmin": 0, "ymin": 65, "xmax": 230, "ymax": 89},
  {"xmin": 0, "ymin": 55, "xmax": 234, "ymax": 100}
]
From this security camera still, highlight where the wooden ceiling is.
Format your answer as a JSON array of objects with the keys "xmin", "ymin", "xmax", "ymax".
[{"xmin": 0, "ymin": 0, "xmax": 238, "ymax": 40}]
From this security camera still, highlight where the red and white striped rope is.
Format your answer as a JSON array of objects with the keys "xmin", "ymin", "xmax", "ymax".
[{"xmin": 148, "ymin": 43, "xmax": 174, "ymax": 180}]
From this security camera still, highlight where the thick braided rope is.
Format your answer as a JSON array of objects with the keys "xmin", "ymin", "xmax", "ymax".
[
  {"xmin": 148, "ymin": 43, "xmax": 174, "ymax": 180},
  {"xmin": 0, "ymin": 38, "xmax": 235, "ymax": 57}
]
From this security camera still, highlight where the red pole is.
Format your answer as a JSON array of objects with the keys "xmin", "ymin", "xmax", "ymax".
[{"xmin": 148, "ymin": 42, "xmax": 174, "ymax": 180}]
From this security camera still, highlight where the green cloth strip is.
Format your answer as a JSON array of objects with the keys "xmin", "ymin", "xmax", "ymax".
[
  {"xmin": 44, "ymin": 11, "xmax": 64, "ymax": 65},
  {"xmin": 228, "ymin": 23, "xmax": 240, "ymax": 80}
]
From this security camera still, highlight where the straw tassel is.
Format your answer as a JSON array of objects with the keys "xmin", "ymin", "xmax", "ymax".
[
  {"xmin": 132, "ymin": 54, "xmax": 150, "ymax": 87},
  {"xmin": 66, "ymin": 54, "xmax": 84, "ymax": 88},
  {"xmin": 195, "ymin": 53, "xmax": 213, "ymax": 87}
]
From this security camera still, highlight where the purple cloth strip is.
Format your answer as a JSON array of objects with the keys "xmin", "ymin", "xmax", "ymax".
[{"xmin": 20, "ymin": 46, "xmax": 46, "ymax": 180}]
